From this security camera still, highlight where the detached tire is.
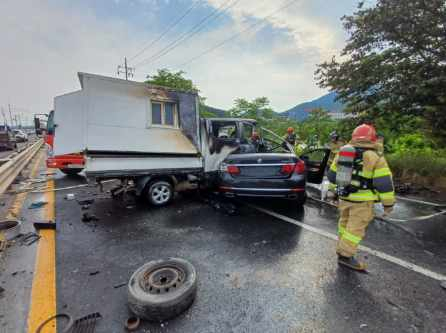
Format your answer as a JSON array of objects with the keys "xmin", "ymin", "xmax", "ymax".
[
  {"xmin": 128, "ymin": 258, "xmax": 197, "ymax": 322},
  {"xmin": 146, "ymin": 180, "xmax": 173, "ymax": 206},
  {"xmin": 60, "ymin": 168, "xmax": 83, "ymax": 176}
]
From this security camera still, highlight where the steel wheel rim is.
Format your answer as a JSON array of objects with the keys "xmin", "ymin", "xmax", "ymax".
[
  {"xmin": 141, "ymin": 266, "xmax": 185, "ymax": 294},
  {"xmin": 151, "ymin": 184, "xmax": 171, "ymax": 204}
]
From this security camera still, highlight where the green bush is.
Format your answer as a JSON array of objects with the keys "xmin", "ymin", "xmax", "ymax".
[
  {"xmin": 389, "ymin": 133, "xmax": 435, "ymax": 154},
  {"xmin": 387, "ymin": 151, "xmax": 446, "ymax": 179}
]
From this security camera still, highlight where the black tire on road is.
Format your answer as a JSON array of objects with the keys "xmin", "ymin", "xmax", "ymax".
[
  {"xmin": 293, "ymin": 191, "xmax": 307, "ymax": 207},
  {"xmin": 146, "ymin": 180, "xmax": 173, "ymax": 206},
  {"xmin": 60, "ymin": 168, "xmax": 83, "ymax": 176},
  {"xmin": 128, "ymin": 258, "xmax": 197, "ymax": 322}
]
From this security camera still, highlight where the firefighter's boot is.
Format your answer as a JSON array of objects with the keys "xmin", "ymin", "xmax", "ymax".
[{"xmin": 338, "ymin": 255, "xmax": 367, "ymax": 271}]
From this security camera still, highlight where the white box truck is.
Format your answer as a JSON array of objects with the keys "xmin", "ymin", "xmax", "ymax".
[{"xmin": 53, "ymin": 73, "xmax": 329, "ymax": 206}]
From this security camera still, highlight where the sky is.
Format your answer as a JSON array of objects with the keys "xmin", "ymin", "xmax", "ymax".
[{"xmin": 0, "ymin": 0, "xmax": 364, "ymax": 125}]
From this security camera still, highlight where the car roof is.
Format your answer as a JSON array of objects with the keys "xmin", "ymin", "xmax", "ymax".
[{"xmin": 207, "ymin": 118, "xmax": 257, "ymax": 123}]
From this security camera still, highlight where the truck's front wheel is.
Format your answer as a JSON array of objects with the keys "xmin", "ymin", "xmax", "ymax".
[{"xmin": 146, "ymin": 180, "xmax": 173, "ymax": 206}]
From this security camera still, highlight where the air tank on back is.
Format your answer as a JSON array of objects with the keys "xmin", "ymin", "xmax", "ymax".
[{"xmin": 336, "ymin": 144, "xmax": 356, "ymax": 195}]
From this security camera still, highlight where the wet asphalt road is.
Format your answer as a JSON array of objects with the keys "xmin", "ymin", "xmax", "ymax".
[{"xmin": 53, "ymin": 174, "xmax": 446, "ymax": 333}]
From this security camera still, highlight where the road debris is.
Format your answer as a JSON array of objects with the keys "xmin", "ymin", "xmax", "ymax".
[
  {"xmin": 113, "ymin": 282, "xmax": 126, "ymax": 289},
  {"xmin": 40, "ymin": 171, "xmax": 57, "ymax": 176},
  {"xmin": 33, "ymin": 222, "xmax": 56, "ymax": 230},
  {"xmin": 0, "ymin": 240, "xmax": 7, "ymax": 252},
  {"xmin": 360, "ymin": 323, "xmax": 368, "ymax": 329},
  {"xmin": 0, "ymin": 219, "xmax": 22, "ymax": 240},
  {"xmin": 89, "ymin": 271, "xmax": 100, "ymax": 276},
  {"xmin": 72, "ymin": 312, "xmax": 102, "ymax": 333},
  {"xmin": 82, "ymin": 213, "xmax": 99, "ymax": 223},
  {"xmin": 28, "ymin": 201, "xmax": 48, "ymax": 209},
  {"xmin": 19, "ymin": 232, "xmax": 41, "ymax": 246},
  {"xmin": 65, "ymin": 193, "xmax": 75, "ymax": 200},
  {"xmin": 78, "ymin": 198, "xmax": 95, "ymax": 205},
  {"xmin": 81, "ymin": 204, "xmax": 90, "ymax": 210},
  {"xmin": 125, "ymin": 316, "xmax": 141, "ymax": 331},
  {"xmin": 35, "ymin": 313, "xmax": 74, "ymax": 333}
]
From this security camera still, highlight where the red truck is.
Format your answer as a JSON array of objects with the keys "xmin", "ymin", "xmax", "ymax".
[{"xmin": 45, "ymin": 110, "xmax": 85, "ymax": 175}]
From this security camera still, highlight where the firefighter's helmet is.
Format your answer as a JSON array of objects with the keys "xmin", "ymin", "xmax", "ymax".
[
  {"xmin": 352, "ymin": 124, "xmax": 377, "ymax": 142},
  {"xmin": 287, "ymin": 127, "xmax": 294, "ymax": 134}
]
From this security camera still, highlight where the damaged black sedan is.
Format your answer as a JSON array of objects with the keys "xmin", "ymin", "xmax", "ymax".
[{"xmin": 205, "ymin": 119, "xmax": 329, "ymax": 206}]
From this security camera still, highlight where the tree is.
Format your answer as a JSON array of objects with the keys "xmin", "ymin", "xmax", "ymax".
[
  {"xmin": 299, "ymin": 108, "xmax": 337, "ymax": 144},
  {"xmin": 146, "ymin": 69, "xmax": 217, "ymax": 117},
  {"xmin": 315, "ymin": 0, "xmax": 446, "ymax": 142},
  {"xmin": 146, "ymin": 69, "xmax": 198, "ymax": 92},
  {"xmin": 228, "ymin": 97, "xmax": 273, "ymax": 119}
]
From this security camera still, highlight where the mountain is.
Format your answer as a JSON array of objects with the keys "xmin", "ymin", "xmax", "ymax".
[
  {"xmin": 203, "ymin": 105, "xmax": 229, "ymax": 118},
  {"xmin": 281, "ymin": 92, "xmax": 345, "ymax": 121}
]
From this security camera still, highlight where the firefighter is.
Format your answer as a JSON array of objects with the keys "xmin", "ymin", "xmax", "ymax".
[
  {"xmin": 376, "ymin": 132, "xmax": 385, "ymax": 155},
  {"xmin": 284, "ymin": 127, "xmax": 297, "ymax": 146},
  {"xmin": 327, "ymin": 124, "xmax": 395, "ymax": 271},
  {"xmin": 327, "ymin": 131, "xmax": 345, "ymax": 167},
  {"xmin": 250, "ymin": 131, "xmax": 266, "ymax": 153}
]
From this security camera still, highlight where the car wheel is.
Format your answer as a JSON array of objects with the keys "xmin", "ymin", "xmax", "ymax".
[
  {"xmin": 60, "ymin": 168, "xmax": 83, "ymax": 176},
  {"xmin": 294, "ymin": 192, "xmax": 307, "ymax": 207},
  {"xmin": 128, "ymin": 258, "xmax": 197, "ymax": 322},
  {"xmin": 146, "ymin": 180, "xmax": 173, "ymax": 206}
]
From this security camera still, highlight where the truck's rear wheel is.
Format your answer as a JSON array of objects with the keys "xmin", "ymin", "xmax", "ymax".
[
  {"xmin": 60, "ymin": 168, "xmax": 83, "ymax": 176},
  {"xmin": 146, "ymin": 180, "xmax": 173, "ymax": 206}
]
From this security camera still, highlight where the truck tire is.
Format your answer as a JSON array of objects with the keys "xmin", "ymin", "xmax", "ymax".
[
  {"xmin": 60, "ymin": 168, "xmax": 83, "ymax": 176},
  {"xmin": 146, "ymin": 180, "xmax": 173, "ymax": 206},
  {"xmin": 128, "ymin": 258, "xmax": 197, "ymax": 322}
]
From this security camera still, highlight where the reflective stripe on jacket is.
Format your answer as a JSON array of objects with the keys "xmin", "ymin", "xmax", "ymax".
[{"xmin": 327, "ymin": 147, "xmax": 396, "ymax": 206}]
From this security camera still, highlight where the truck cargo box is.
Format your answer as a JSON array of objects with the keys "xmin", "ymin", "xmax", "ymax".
[{"xmin": 53, "ymin": 73, "xmax": 202, "ymax": 177}]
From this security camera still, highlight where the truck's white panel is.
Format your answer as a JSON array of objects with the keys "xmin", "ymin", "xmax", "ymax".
[
  {"xmin": 53, "ymin": 90, "xmax": 85, "ymax": 156},
  {"xmin": 82, "ymin": 75, "xmax": 198, "ymax": 154},
  {"xmin": 86, "ymin": 156, "xmax": 202, "ymax": 174}
]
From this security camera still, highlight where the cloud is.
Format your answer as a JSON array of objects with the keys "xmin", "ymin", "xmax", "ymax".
[
  {"xmin": 0, "ymin": 0, "xmax": 353, "ymax": 122},
  {"xmin": 0, "ymin": 0, "xmax": 152, "ymax": 122}
]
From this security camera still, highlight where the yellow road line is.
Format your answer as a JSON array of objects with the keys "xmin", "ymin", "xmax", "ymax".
[{"xmin": 27, "ymin": 163, "xmax": 57, "ymax": 333}]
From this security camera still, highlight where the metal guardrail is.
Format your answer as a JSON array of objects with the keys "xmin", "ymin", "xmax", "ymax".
[{"xmin": 0, "ymin": 139, "xmax": 43, "ymax": 195}]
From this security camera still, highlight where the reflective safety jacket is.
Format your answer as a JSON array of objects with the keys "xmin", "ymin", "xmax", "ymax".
[{"xmin": 327, "ymin": 142, "xmax": 396, "ymax": 207}]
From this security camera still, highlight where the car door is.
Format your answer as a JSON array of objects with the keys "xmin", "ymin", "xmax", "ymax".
[{"xmin": 300, "ymin": 148, "xmax": 331, "ymax": 184}]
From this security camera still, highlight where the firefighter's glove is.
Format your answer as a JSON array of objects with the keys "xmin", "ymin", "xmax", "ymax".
[{"xmin": 383, "ymin": 205, "xmax": 394, "ymax": 216}]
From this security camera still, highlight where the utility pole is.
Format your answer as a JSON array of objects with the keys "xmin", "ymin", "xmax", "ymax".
[
  {"xmin": 1, "ymin": 107, "xmax": 7, "ymax": 126},
  {"xmin": 117, "ymin": 57, "xmax": 134, "ymax": 80},
  {"xmin": 8, "ymin": 104, "xmax": 13, "ymax": 128}
]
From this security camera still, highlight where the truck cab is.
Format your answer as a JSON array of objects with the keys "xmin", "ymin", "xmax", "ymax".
[{"xmin": 45, "ymin": 110, "xmax": 85, "ymax": 175}]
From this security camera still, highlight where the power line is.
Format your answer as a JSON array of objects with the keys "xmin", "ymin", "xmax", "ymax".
[
  {"xmin": 133, "ymin": 0, "xmax": 239, "ymax": 69},
  {"xmin": 176, "ymin": 0, "xmax": 299, "ymax": 68},
  {"xmin": 133, "ymin": 0, "xmax": 235, "ymax": 68},
  {"xmin": 129, "ymin": 0, "xmax": 202, "ymax": 62}
]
